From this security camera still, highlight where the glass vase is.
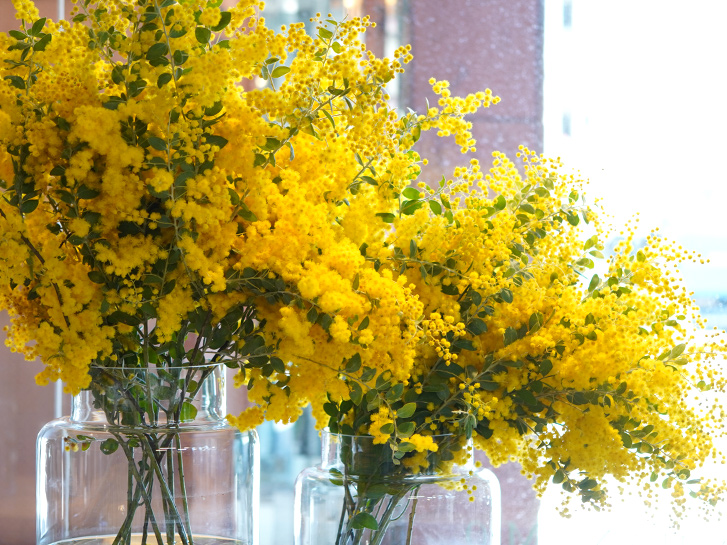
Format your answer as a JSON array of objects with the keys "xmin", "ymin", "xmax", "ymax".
[
  {"xmin": 294, "ymin": 431, "xmax": 501, "ymax": 545},
  {"xmin": 37, "ymin": 364, "xmax": 259, "ymax": 545}
]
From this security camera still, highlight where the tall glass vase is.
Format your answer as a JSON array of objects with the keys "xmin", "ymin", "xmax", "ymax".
[
  {"xmin": 37, "ymin": 363, "xmax": 259, "ymax": 545},
  {"xmin": 294, "ymin": 431, "xmax": 501, "ymax": 545}
]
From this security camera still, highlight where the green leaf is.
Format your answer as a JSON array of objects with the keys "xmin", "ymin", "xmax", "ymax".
[
  {"xmin": 350, "ymin": 382, "xmax": 363, "ymax": 405},
  {"xmin": 323, "ymin": 402, "xmax": 338, "ymax": 417},
  {"xmin": 588, "ymin": 274, "xmax": 600, "ymax": 292},
  {"xmin": 409, "ymin": 239, "xmax": 417, "ymax": 258},
  {"xmin": 147, "ymin": 136, "xmax": 168, "ymax": 151},
  {"xmin": 385, "ymin": 383, "xmax": 404, "ymax": 403},
  {"xmin": 514, "ymin": 389, "xmax": 538, "ymax": 408},
  {"xmin": 211, "ymin": 11, "xmax": 232, "ymax": 32},
  {"xmin": 173, "ymin": 50, "xmax": 189, "ymax": 66},
  {"xmin": 345, "ymin": 353, "xmax": 362, "ymax": 373},
  {"xmin": 576, "ymin": 257, "xmax": 594, "ymax": 269},
  {"xmin": 670, "ymin": 343, "xmax": 686, "ymax": 359},
  {"xmin": 500, "ymin": 288, "xmax": 513, "ymax": 304},
  {"xmin": 33, "ymin": 34, "xmax": 51, "ymax": 52},
  {"xmin": 76, "ymin": 184, "xmax": 101, "ymax": 199},
  {"xmin": 397, "ymin": 402, "xmax": 417, "ymax": 419},
  {"xmin": 180, "ymin": 402, "xmax": 198, "ymax": 422},
  {"xmin": 402, "ymin": 187, "xmax": 420, "ymax": 200},
  {"xmin": 379, "ymin": 422, "xmax": 394, "ymax": 435},
  {"xmin": 237, "ymin": 203, "xmax": 257, "ymax": 222},
  {"xmin": 107, "ymin": 311, "xmax": 140, "ymax": 327},
  {"xmin": 397, "ymin": 441, "xmax": 416, "ymax": 453},
  {"xmin": 503, "ymin": 327, "xmax": 518, "ymax": 347},
  {"xmin": 467, "ymin": 318, "xmax": 487, "ymax": 335},
  {"xmin": 100, "ymin": 438, "xmax": 119, "ymax": 455},
  {"xmin": 204, "ymin": 134, "xmax": 228, "ymax": 150},
  {"xmin": 227, "ymin": 187, "xmax": 240, "ymax": 205},
  {"xmin": 398, "ymin": 421, "xmax": 415, "ymax": 437},
  {"xmin": 30, "ymin": 18, "xmax": 47, "ymax": 37},
  {"xmin": 375, "ymin": 371, "xmax": 392, "ymax": 391},
  {"xmin": 195, "ymin": 26, "xmax": 212, "ymax": 44},
  {"xmin": 4, "ymin": 75, "xmax": 26, "ymax": 90},
  {"xmin": 20, "ymin": 199, "xmax": 39, "ymax": 214},
  {"xmin": 318, "ymin": 313, "xmax": 333, "ymax": 331},
  {"xmin": 270, "ymin": 357, "xmax": 286, "ymax": 373},
  {"xmin": 169, "ymin": 26, "xmax": 188, "ymax": 38},
  {"xmin": 539, "ymin": 359, "xmax": 553, "ymax": 376},
  {"xmin": 271, "ymin": 65, "xmax": 290, "ymax": 78},
  {"xmin": 357, "ymin": 316, "xmax": 369, "ymax": 331},
  {"xmin": 376, "ymin": 213, "xmax": 395, "ymax": 223},
  {"xmin": 360, "ymin": 367, "xmax": 376, "ymax": 383},
  {"xmin": 452, "ymin": 338, "xmax": 475, "ymax": 351},
  {"xmin": 400, "ymin": 199, "xmax": 423, "ymax": 215},
  {"xmin": 429, "ymin": 199, "xmax": 442, "ymax": 215},
  {"xmin": 157, "ymin": 72, "xmax": 173, "ymax": 88},
  {"xmin": 147, "ymin": 42, "xmax": 169, "ymax": 60},
  {"xmin": 321, "ymin": 108, "xmax": 335, "ymax": 129},
  {"xmin": 87, "ymin": 271, "xmax": 106, "ymax": 284},
  {"xmin": 261, "ymin": 137, "xmax": 279, "ymax": 151},
  {"xmin": 351, "ymin": 512, "xmax": 378, "ymax": 531},
  {"xmin": 566, "ymin": 211, "xmax": 579, "ymax": 226},
  {"xmin": 318, "ymin": 28, "xmax": 334, "ymax": 41},
  {"xmin": 528, "ymin": 312, "xmax": 544, "ymax": 332}
]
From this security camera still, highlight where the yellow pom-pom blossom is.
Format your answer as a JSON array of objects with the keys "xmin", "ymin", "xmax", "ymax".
[{"xmin": 1, "ymin": 0, "xmax": 725, "ymax": 521}]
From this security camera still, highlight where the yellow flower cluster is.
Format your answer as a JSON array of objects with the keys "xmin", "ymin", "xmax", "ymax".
[
  {"xmin": 1, "ymin": 0, "xmax": 725, "ymax": 519},
  {"xmin": 322, "ymin": 141, "xmax": 727, "ymax": 516}
]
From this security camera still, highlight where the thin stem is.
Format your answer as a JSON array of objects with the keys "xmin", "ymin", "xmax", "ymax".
[
  {"xmin": 405, "ymin": 494, "xmax": 419, "ymax": 545},
  {"xmin": 165, "ymin": 444, "xmax": 175, "ymax": 545},
  {"xmin": 117, "ymin": 438, "xmax": 165, "ymax": 545},
  {"xmin": 126, "ymin": 461, "xmax": 133, "ymax": 545},
  {"xmin": 143, "ymin": 322, "xmax": 155, "ymax": 426},
  {"xmin": 334, "ymin": 486, "xmax": 349, "ymax": 545},
  {"xmin": 111, "ymin": 436, "xmax": 148, "ymax": 545},
  {"xmin": 368, "ymin": 489, "xmax": 412, "ymax": 545},
  {"xmin": 142, "ymin": 435, "xmax": 191, "ymax": 545},
  {"xmin": 142, "ymin": 509, "xmax": 150, "ymax": 545},
  {"xmin": 175, "ymin": 433, "xmax": 195, "ymax": 545}
]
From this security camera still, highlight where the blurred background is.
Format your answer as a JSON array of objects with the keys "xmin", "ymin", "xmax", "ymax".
[{"xmin": 1, "ymin": 1, "xmax": 725, "ymax": 544}]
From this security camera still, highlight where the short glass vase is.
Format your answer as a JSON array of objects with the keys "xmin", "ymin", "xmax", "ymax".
[
  {"xmin": 294, "ymin": 430, "xmax": 501, "ymax": 545},
  {"xmin": 36, "ymin": 363, "xmax": 259, "ymax": 545}
]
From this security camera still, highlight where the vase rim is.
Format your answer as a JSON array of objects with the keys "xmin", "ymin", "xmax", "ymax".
[
  {"xmin": 90, "ymin": 362, "xmax": 225, "ymax": 372},
  {"xmin": 323, "ymin": 429, "xmax": 458, "ymax": 440}
]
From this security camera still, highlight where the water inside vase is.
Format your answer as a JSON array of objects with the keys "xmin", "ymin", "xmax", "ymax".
[{"xmin": 47, "ymin": 536, "xmax": 245, "ymax": 545}]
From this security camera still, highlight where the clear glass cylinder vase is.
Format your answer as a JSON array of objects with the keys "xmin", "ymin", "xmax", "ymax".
[
  {"xmin": 37, "ymin": 364, "xmax": 259, "ymax": 545},
  {"xmin": 294, "ymin": 431, "xmax": 501, "ymax": 545}
]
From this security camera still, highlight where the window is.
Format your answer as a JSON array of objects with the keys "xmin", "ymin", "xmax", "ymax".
[{"xmin": 541, "ymin": 1, "xmax": 727, "ymax": 543}]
